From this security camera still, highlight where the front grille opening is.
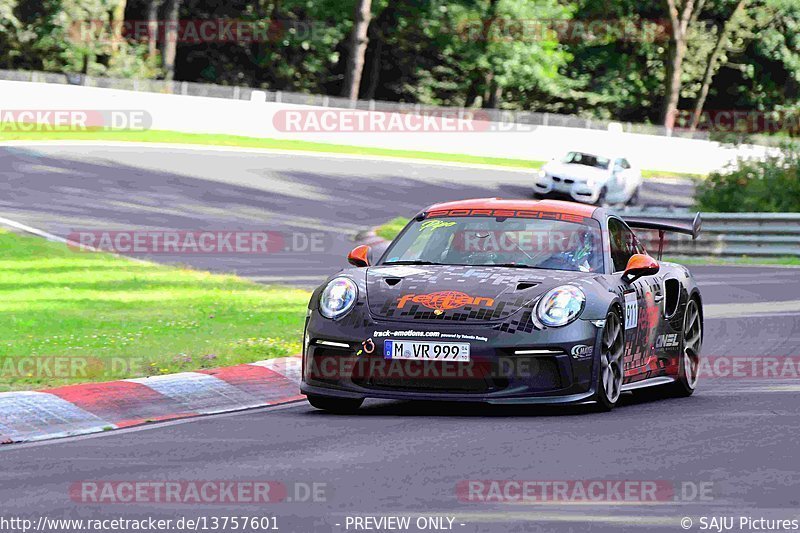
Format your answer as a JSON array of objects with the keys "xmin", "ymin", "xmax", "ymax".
[
  {"xmin": 352, "ymin": 355, "xmax": 504, "ymax": 393},
  {"xmin": 307, "ymin": 345, "xmax": 357, "ymax": 384},
  {"xmin": 496, "ymin": 350, "xmax": 563, "ymax": 391}
]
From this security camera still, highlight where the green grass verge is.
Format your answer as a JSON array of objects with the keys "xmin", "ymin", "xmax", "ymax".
[
  {"xmin": 373, "ymin": 218, "xmax": 799, "ymax": 267},
  {"xmin": 375, "ymin": 217, "xmax": 410, "ymax": 241},
  {"xmin": 664, "ymin": 256, "xmax": 800, "ymax": 266},
  {"xmin": 0, "ymin": 126, "xmax": 545, "ymax": 170},
  {"xmin": 0, "ymin": 126, "xmax": 704, "ymax": 178},
  {"xmin": 641, "ymin": 169, "xmax": 701, "ymax": 180},
  {"xmin": 0, "ymin": 230, "xmax": 309, "ymax": 391}
]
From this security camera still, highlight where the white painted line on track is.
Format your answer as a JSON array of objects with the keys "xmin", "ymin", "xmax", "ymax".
[
  {"xmin": 0, "ymin": 214, "xmax": 151, "ymax": 264},
  {"xmin": 704, "ymin": 300, "xmax": 800, "ymax": 319}
]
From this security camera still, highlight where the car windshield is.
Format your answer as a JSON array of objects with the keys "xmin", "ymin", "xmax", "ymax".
[
  {"xmin": 562, "ymin": 151, "xmax": 610, "ymax": 170},
  {"xmin": 382, "ymin": 216, "xmax": 604, "ymax": 273}
]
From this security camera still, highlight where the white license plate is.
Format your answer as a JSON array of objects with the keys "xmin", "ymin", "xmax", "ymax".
[{"xmin": 384, "ymin": 340, "xmax": 471, "ymax": 362}]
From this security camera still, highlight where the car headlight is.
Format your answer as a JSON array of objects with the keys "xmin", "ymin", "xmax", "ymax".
[
  {"xmin": 319, "ymin": 277, "xmax": 358, "ymax": 319},
  {"xmin": 537, "ymin": 285, "xmax": 585, "ymax": 327},
  {"xmin": 538, "ymin": 169, "xmax": 547, "ymax": 178}
]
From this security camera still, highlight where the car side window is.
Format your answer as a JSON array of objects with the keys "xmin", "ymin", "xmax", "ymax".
[
  {"xmin": 621, "ymin": 159, "xmax": 631, "ymax": 169},
  {"xmin": 608, "ymin": 218, "xmax": 641, "ymax": 272}
]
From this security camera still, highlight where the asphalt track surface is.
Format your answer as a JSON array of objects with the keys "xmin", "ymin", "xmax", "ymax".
[
  {"xmin": 2, "ymin": 144, "xmax": 800, "ymax": 533},
  {"xmin": 0, "ymin": 144, "xmax": 695, "ymax": 286}
]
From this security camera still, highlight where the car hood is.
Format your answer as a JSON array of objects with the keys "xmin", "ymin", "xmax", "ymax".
[
  {"xmin": 544, "ymin": 162, "xmax": 609, "ymax": 182},
  {"xmin": 366, "ymin": 264, "xmax": 590, "ymax": 324}
]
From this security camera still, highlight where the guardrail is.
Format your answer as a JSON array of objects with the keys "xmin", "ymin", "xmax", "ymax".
[{"xmin": 618, "ymin": 211, "xmax": 800, "ymax": 257}]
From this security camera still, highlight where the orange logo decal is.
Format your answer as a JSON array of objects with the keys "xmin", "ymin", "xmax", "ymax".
[{"xmin": 396, "ymin": 291, "xmax": 495, "ymax": 311}]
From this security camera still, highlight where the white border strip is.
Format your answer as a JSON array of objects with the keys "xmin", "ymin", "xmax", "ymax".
[{"xmin": 0, "ymin": 215, "xmax": 151, "ymax": 264}]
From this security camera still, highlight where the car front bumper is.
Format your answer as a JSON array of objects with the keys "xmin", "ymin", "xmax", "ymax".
[
  {"xmin": 300, "ymin": 318, "xmax": 604, "ymax": 404},
  {"xmin": 534, "ymin": 177, "xmax": 600, "ymax": 204}
]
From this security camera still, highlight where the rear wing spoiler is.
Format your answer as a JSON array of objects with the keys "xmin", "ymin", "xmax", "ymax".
[
  {"xmin": 621, "ymin": 212, "xmax": 702, "ymax": 260},
  {"xmin": 622, "ymin": 212, "xmax": 702, "ymax": 240}
]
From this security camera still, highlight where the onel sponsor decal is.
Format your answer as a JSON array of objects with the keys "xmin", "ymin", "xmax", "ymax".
[
  {"xmin": 655, "ymin": 333, "xmax": 680, "ymax": 349},
  {"xmin": 396, "ymin": 291, "xmax": 495, "ymax": 313}
]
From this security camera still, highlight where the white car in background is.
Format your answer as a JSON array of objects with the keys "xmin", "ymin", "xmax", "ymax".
[{"xmin": 534, "ymin": 151, "xmax": 643, "ymax": 205}]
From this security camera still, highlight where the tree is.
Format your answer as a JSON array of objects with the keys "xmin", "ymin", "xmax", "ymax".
[
  {"xmin": 688, "ymin": 0, "xmax": 748, "ymax": 130},
  {"xmin": 662, "ymin": 0, "xmax": 706, "ymax": 129},
  {"xmin": 342, "ymin": 0, "xmax": 372, "ymax": 100},
  {"xmin": 162, "ymin": 0, "xmax": 181, "ymax": 80},
  {"xmin": 146, "ymin": 0, "xmax": 161, "ymax": 60}
]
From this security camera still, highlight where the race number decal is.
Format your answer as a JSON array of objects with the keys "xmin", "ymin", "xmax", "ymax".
[{"xmin": 624, "ymin": 292, "xmax": 638, "ymax": 329}]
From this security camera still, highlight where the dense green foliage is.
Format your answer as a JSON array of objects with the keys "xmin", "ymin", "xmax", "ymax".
[
  {"xmin": 1, "ymin": 0, "xmax": 798, "ymax": 124},
  {"xmin": 696, "ymin": 145, "xmax": 800, "ymax": 212}
]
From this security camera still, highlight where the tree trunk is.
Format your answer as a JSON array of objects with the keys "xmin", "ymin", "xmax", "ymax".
[
  {"xmin": 147, "ymin": 0, "xmax": 161, "ymax": 60},
  {"xmin": 110, "ymin": 0, "xmax": 127, "ymax": 53},
  {"xmin": 341, "ymin": 0, "xmax": 372, "ymax": 100},
  {"xmin": 689, "ymin": 0, "xmax": 747, "ymax": 131},
  {"xmin": 363, "ymin": 30, "xmax": 383, "ymax": 100},
  {"xmin": 162, "ymin": 0, "xmax": 181, "ymax": 81},
  {"xmin": 661, "ymin": 0, "xmax": 698, "ymax": 130},
  {"xmin": 662, "ymin": 39, "xmax": 687, "ymax": 130},
  {"xmin": 480, "ymin": 0, "xmax": 501, "ymax": 109},
  {"xmin": 485, "ymin": 77, "xmax": 501, "ymax": 109}
]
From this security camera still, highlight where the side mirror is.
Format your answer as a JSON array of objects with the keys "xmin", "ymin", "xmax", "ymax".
[
  {"xmin": 623, "ymin": 254, "xmax": 659, "ymax": 283},
  {"xmin": 347, "ymin": 245, "xmax": 372, "ymax": 267}
]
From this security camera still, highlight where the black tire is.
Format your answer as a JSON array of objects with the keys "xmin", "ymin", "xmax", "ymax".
[
  {"xmin": 665, "ymin": 298, "xmax": 702, "ymax": 397},
  {"xmin": 595, "ymin": 310, "xmax": 624, "ymax": 411},
  {"xmin": 307, "ymin": 394, "xmax": 364, "ymax": 413},
  {"xmin": 595, "ymin": 186, "xmax": 608, "ymax": 206},
  {"xmin": 627, "ymin": 186, "xmax": 641, "ymax": 206}
]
